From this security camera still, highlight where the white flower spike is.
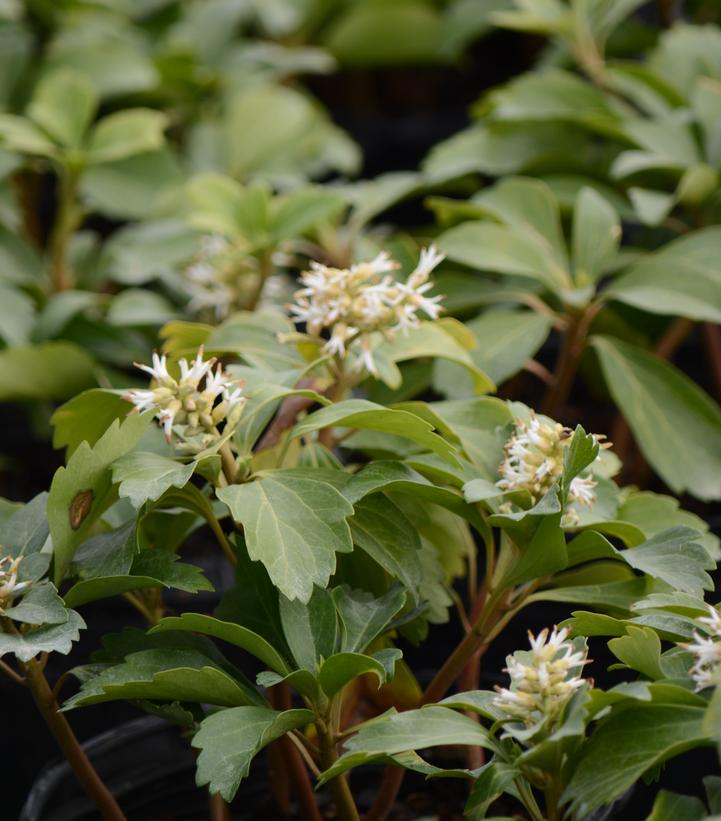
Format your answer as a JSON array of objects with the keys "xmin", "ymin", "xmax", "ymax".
[
  {"xmin": 494, "ymin": 626, "xmax": 588, "ymax": 729},
  {"xmin": 125, "ymin": 347, "xmax": 246, "ymax": 452},
  {"xmin": 682, "ymin": 604, "xmax": 721, "ymax": 691},
  {"xmin": 290, "ymin": 246, "xmax": 445, "ymax": 376},
  {"xmin": 497, "ymin": 413, "xmax": 609, "ymax": 525},
  {"xmin": 0, "ymin": 555, "xmax": 30, "ymax": 610}
]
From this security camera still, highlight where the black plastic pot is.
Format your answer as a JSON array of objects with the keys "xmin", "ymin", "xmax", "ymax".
[{"xmin": 20, "ymin": 716, "xmax": 204, "ymax": 821}]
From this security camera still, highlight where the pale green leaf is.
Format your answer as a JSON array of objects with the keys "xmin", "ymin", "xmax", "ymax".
[
  {"xmin": 0, "ymin": 610, "xmax": 85, "ymax": 662},
  {"xmin": 112, "ymin": 452, "xmax": 195, "ymax": 509},
  {"xmin": 87, "ymin": 109, "xmax": 167, "ymax": 164},
  {"xmin": 194, "ymin": 707, "xmax": 314, "ymax": 801},
  {"xmin": 48, "ymin": 412, "xmax": 150, "ymax": 584},
  {"xmin": 28, "ymin": 68, "xmax": 97, "ymax": 148},
  {"xmin": 217, "ymin": 472, "xmax": 354, "ymax": 602},
  {"xmin": 0, "ymin": 342, "xmax": 97, "ymax": 402},
  {"xmin": 291, "ymin": 399, "xmax": 459, "ymax": 464}
]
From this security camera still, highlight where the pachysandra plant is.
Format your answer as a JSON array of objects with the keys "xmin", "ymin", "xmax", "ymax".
[
  {"xmin": 4, "ymin": 237, "xmax": 709, "ymax": 819},
  {"xmin": 2, "ymin": 3, "xmax": 721, "ymax": 821}
]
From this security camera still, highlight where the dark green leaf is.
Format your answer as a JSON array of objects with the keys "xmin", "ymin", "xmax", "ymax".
[
  {"xmin": 563, "ymin": 705, "xmax": 710, "ymax": 817},
  {"xmin": 279, "ymin": 587, "xmax": 338, "ymax": 670},
  {"xmin": 592, "ymin": 336, "xmax": 721, "ymax": 501},
  {"xmin": 150, "ymin": 613, "xmax": 289, "ymax": 675}
]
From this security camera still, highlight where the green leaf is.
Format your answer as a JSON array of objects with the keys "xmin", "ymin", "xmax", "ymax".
[
  {"xmin": 645, "ymin": 790, "xmax": 707, "ymax": 821},
  {"xmin": 52, "ymin": 390, "xmax": 133, "ymax": 457},
  {"xmin": 48, "ymin": 412, "xmax": 150, "ymax": 585},
  {"xmin": 44, "ymin": 30, "xmax": 159, "ymax": 99},
  {"xmin": 81, "ymin": 148, "xmax": 185, "ymax": 220},
  {"xmin": 485, "ymin": 68, "xmax": 621, "ymax": 132},
  {"xmin": 592, "ymin": 335, "xmax": 721, "ymax": 500},
  {"xmin": 0, "ymin": 282, "xmax": 35, "ymax": 345},
  {"xmin": 87, "ymin": 109, "xmax": 167, "ymax": 164},
  {"xmin": 291, "ymin": 399, "xmax": 459, "ymax": 464},
  {"xmin": 151, "ymin": 613, "xmax": 289, "ymax": 675},
  {"xmin": 344, "ymin": 460, "xmax": 489, "ymax": 538},
  {"xmin": 466, "ymin": 761, "xmax": 521, "ymax": 821},
  {"xmin": 432, "ymin": 309, "xmax": 551, "ymax": 396},
  {"xmin": 618, "ymin": 491, "xmax": 720, "ymax": 560},
  {"xmin": 0, "ymin": 342, "xmax": 97, "ymax": 402},
  {"xmin": 374, "ymin": 319, "xmax": 494, "ymax": 394},
  {"xmin": 193, "ymin": 707, "xmax": 313, "ymax": 801},
  {"xmin": 349, "ymin": 498, "xmax": 422, "ymax": 596},
  {"xmin": 621, "ymin": 527, "xmax": 714, "ymax": 597},
  {"xmin": 562, "ymin": 705, "xmax": 710, "ymax": 817},
  {"xmin": 532, "ymin": 578, "xmax": 650, "ymax": 614},
  {"xmin": 71, "ymin": 520, "xmax": 138, "ymax": 578},
  {"xmin": 324, "ymin": 0, "xmax": 442, "ymax": 66},
  {"xmin": 572, "ymin": 187, "xmax": 621, "ymax": 284},
  {"xmin": 318, "ymin": 651, "xmax": 393, "ymax": 698},
  {"xmin": 4, "ymin": 580, "xmax": 68, "ymax": 625},
  {"xmin": 563, "ymin": 426, "xmax": 600, "ymax": 492},
  {"xmin": 216, "ymin": 537, "xmax": 290, "ymax": 659},
  {"xmin": 438, "ymin": 221, "xmax": 568, "ymax": 294},
  {"xmin": 608, "ymin": 626, "xmax": 664, "ymax": 680},
  {"xmin": 320, "ymin": 706, "xmax": 492, "ymax": 783},
  {"xmin": 112, "ymin": 452, "xmax": 195, "ymax": 509},
  {"xmin": 279, "ymin": 587, "xmax": 338, "ymax": 670},
  {"xmin": 496, "ymin": 503, "xmax": 567, "ymax": 587},
  {"xmin": 218, "ymin": 472, "xmax": 353, "ymax": 603},
  {"xmin": 607, "ymin": 228, "xmax": 721, "ymax": 323},
  {"xmin": 64, "ymin": 648, "xmax": 258, "ymax": 710},
  {"xmin": 106, "ymin": 289, "xmax": 177, "ymax": 327},
  {"xmin": 103, "ymin": 219, "xmax": 198, "ymax": 286},
  {"xmin": 64, "ymin": 551, "xmax": 213, "ymax": 608},
  {"xmin": 270, "ymin": 187, "xmax": 346, "ymax": 241},
  {"xmin": 332, "ymin": 585, "xmax": 407, "ymax": 654},
  {"xmin": 205, "ymin": 312, "xmax": 301, "ymax": 370},
  {"xmin": 187, "ymin": 174, "xmax": 269, "ymax": 246},
  {"xmin": 0, "ymin": 114, "xmax": 56, "ymax": 156},
  {"xmin": 28, "ymin": 68, "xmax": 97, "ymax": 149},
  {"xmin": 0, "ymin": 610, "xmax": 85, "ymax": 662},
  {"xmin": 0, "ymin": 492, "xmax": 49, "ymax": 557}
]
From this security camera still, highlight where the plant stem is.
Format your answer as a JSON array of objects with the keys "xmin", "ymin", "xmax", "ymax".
[
  {"xmin": 422, "ymin": 589, "xmax": 506, "ymax": 705},
  {"xmin": 366, "ymin": 590, "xmax": 509, "ymax": 821},
  {"xmin": 0, "ymin": 656, "xmax": 25, "ymax": 685},
  {"xmin": 544, "ymin": 775, "xmax": 563, "ymax": 821},
  {"xmin": 317, "ymin": 720, "xmax": 360, "ymax": 821},
  {"xmin": 23, "ymin": 657, "xmax": 126, "ymax": 820},
  {"xmin": 209, "ymin": 791, "xmax": 231, "ymax": 821},
  {"xmin": 48, "ymin": 166, "xmax": 81, "ymax": 292},
  {"xmin": 248, "ymin": 249, "xmax": 273, "ymax": 311},
  {"xmin": 703, "ymin": 323, "xmax": 721, "ymax": 402},
  {"xmin": 517, "ymin": 779, "xmax": 546, "ymax": 821},
  {"xmin": 206, "ymin": 514, "xmax": 237, "ymax": 566},
  {"xmin": 270, "ymin": 683, "xmax": 322, "ymax": 821},
  {"xmin": 219, "ymin": 442, "xmax": 238, "ymax": 485},
  {"xmin": 543, "ymin": 302, "xmax": 602, "ymax": 419}
]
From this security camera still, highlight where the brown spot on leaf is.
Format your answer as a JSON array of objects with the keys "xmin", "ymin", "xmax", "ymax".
[{"xmin": 69, "ymin": 490, "xmax": 94, "ymax": 530}]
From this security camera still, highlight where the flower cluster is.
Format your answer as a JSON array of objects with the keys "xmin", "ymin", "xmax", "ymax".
[
  {"xmin": 683, "ymin": 605, "xmax": 721, "ymax": 691},
  {"xmin": 124, "ymin": 348, "xmax": 245, "ymax": 452},
  {"xmin": 185, "ymin": 234, "xmax": 282, "ymax": 319},
  {"xmin": 0, "ymin": 555, "xmax": 30, "ymax": 611},
  {"xmin": 494, "ymin": 627, "xmax": 588, "ymax": 730},
  {"xmin": 497, "ymin": 413, "xmax": 609, "ymax": 524},
  {"xmin": 290, "ymin": 246, "xmax": 444, "ymax": 375}
]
